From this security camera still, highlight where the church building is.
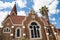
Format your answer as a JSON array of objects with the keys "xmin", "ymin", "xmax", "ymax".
[{"xmin": 0, "ymin": 3, "xmax": 60, "ymax": 40}]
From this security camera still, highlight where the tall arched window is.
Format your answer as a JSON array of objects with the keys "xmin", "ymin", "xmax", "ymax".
[
  {"xmin": 17, "ymin": 29, "xmax": 20, "ymax": 37},
  {"xmin": 29, "ymin": 22, "xmax": 41, "ymax": 39},
  {"xmin": 15, "ymin": 27, "xmax": 21, "ymax": 38}
]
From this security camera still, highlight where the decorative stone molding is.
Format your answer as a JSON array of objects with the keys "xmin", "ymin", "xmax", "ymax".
[{"xmin": 32, "ymin": 15, "xmax": 35, "ymax": 18}]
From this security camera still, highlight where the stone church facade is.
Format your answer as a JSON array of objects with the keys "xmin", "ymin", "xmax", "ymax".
[{"xmin": 0, "ymin": 3, "xmax": 60, "ymax": 40}]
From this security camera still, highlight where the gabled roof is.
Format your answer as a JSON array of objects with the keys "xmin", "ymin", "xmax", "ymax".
[
  {"xmin": 10, "ymin": 15, "xmax": 25, "ymax": 24},
  {"xmin": 2, "ymin": 3, "xmax": 25, "ymax": 25}
]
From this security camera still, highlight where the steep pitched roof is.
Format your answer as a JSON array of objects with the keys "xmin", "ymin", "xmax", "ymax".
[
  {"xmin": 10, "ymin": 16, "xmax": 25, "ymax": 24},
  {"xmin": 2, "ymin": 3, "xmax": 25, "ymax": 24}
]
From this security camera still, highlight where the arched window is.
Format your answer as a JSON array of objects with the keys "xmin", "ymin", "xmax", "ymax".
[
  {"xmin": 3, "ymin": 27, "xmax": 11, "ymax": 33},
  {"xmin": 15, "ymin": 27, "xmax": 21, "ymax": 38},
  {"xmin": 29, "ymin": 22, "xmax": 40, "ymax": 38},
  {"xmin": 17, "ymin": 29, "xmax": 20, "ymax": 37}
]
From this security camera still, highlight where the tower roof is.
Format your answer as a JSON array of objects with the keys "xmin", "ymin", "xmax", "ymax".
[{"xmin": 10, "ymin": 3, "xmax": 17, "ymax": 15}]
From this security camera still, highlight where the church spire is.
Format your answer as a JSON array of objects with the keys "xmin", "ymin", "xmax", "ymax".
[{"xmin": 10, "ymin": 3, "xmax": 17, "ymax": 16}]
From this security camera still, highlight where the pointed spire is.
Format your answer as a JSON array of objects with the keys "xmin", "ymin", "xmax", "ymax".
[{"xmin": 10, "ymin": 3, "xmax": 17, "ymax": 16}]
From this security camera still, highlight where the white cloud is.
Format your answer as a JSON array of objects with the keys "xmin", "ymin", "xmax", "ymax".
[
  {"xmin": 17, "ymin": 11, "xmax": 26, "ymax": 16},
  {"xmin": 48, "ymin": 0, "xmax": 59, "ymax": 15},
  {"xmin": 0, "ymin": 1, "xmax": 15, "ymax": 10},
  {"xmin": 51, "ymin": 22, "xmax": 57, "ymax": 24},
  {"xmin": 0, "ymin": 0, "xmax": 27, "ymax": 10},
  {"xmin": 37, "ymin": 12, "xmax": 42, "ymax": 17},
  {"xmin": 16, "ymin": 0, "xmax": 27, "ymax": 8},
  {"xmin": 49, "ymin": 17, "xmax": 56, "ymax": 21},
  {"xmin": 0, "ymin": 11, "xmax": 10, "ymax": 26},
  {"xmin": 56, "ymin": 9, "xmax": 60, "ymax": 13},
  {"xmin": 33, "ymin": 0, "xmax": 59, "ymax": 15},
  {"xmin": 59, "ymin": 18, "xmax": 60, "ymax": 20}
]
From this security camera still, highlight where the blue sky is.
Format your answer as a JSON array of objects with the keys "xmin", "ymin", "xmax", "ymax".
[{"xmin": 0, "ymin": 0, "xmax": 60, "ymax": 28}]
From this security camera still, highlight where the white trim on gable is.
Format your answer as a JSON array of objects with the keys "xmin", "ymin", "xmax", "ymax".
[
  {"xmin": 2, "ymin": 17, "xmax": 23, "ymax": 26},
  {"xmin": 2, "ymin": 17, "xmax": 13, "ymax": 25},
  {"xmin": 13, "ymin": 24, "xmax": 22, "ymax": 26}
]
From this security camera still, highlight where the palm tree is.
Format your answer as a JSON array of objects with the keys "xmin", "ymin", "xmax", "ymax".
[
  {"xmin": 39, "ymin": 6, "xmax": 49, "ymax": 19},
  {"xmin": 39, "ymin": 6, "xmax": 50, "ymax": 24},
  {"xmin": 39, "ymin": 6, "xmax": 56, "ymax": 40}
]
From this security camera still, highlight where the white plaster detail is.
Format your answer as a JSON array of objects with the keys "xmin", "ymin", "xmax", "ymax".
[
  {"xmin": 10, "ymin": 34, "xmax": 13, "ymax": 36},
  {"xmin": 46, "ymin": 33, "xmax": 49, "ymax": 35},
  {"xmin": 52, "ymin": 26, "xmax": 54, "ymax": 28},
  {"xmin": 44, "ymin": 27, "xmax": 47, "ymax": 29},
  {"xmin": 11, "ymin": 26, "xmax": 14, "ymax": 28},
  {"xmin": 23, "ymin": 33, "xmax": 26, "ymax": 36},
  {"xmin": 23, "ymin": 26, "xmax": 25, "ymax": 28},
  {"xmin": 54, "ymin": 32, "xmax": 57, "ymax": 35}
]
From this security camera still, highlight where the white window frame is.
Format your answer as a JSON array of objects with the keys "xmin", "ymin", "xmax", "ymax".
[
  {"xmin": 15, "ymin": 27, "xmax": 21, "ymax": 38},
  {"xmin": 28, "ymin": 20, "xmax": 42, "ymax": 39},
  {"xmin": 3, "ymin": 27, "xmax": 11, "ymax": 33}
]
